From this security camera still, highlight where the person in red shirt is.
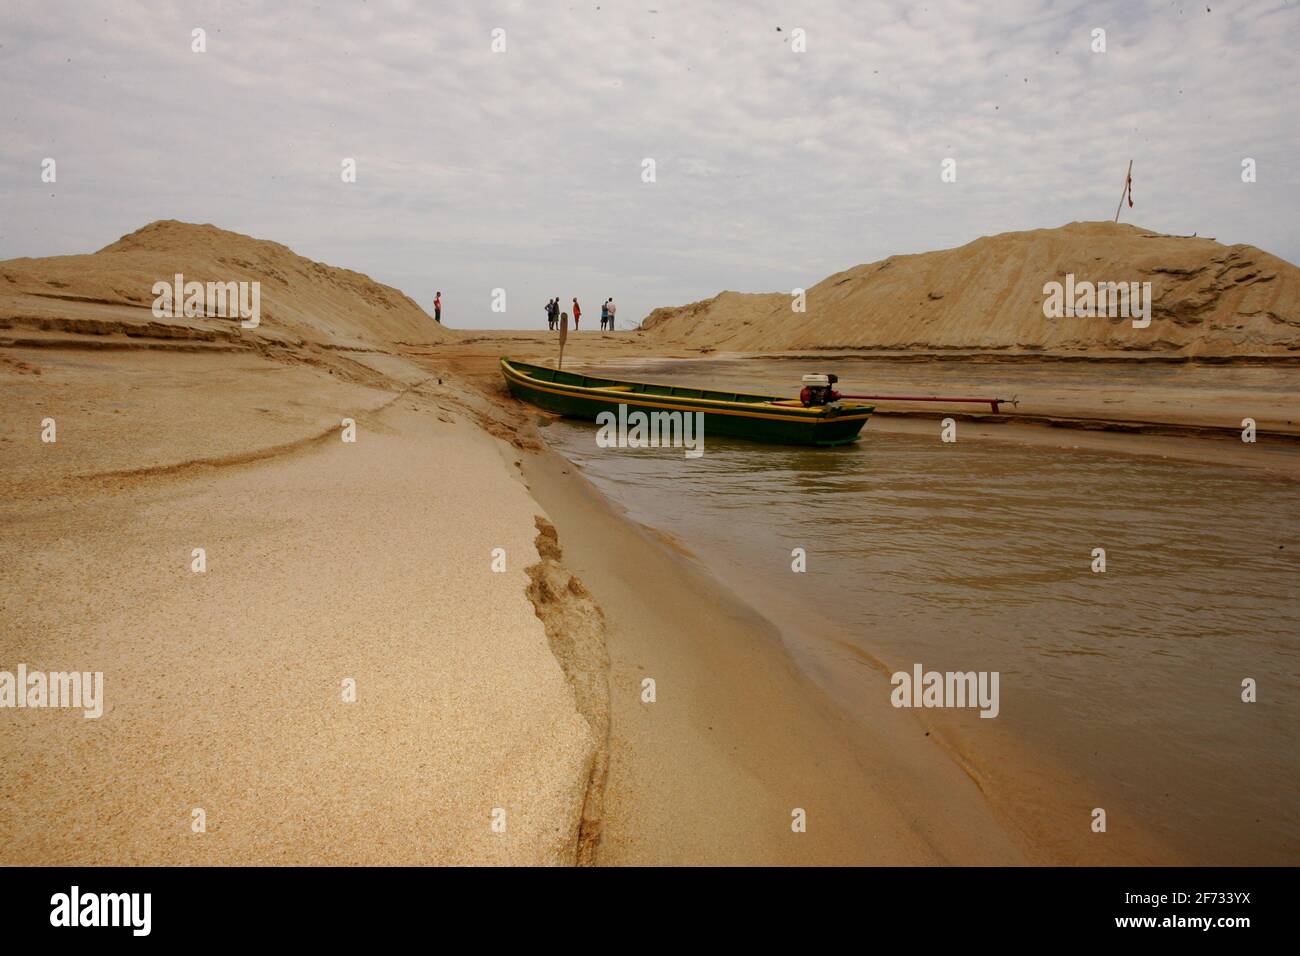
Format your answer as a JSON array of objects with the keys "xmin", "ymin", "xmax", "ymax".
[
  {"xmin": 434, "ymin": 291, "xmax": 442, "ymax": 324},
  {"xmin": 572, "ymin": 298, "xmax": 581, "ymax": 330}
]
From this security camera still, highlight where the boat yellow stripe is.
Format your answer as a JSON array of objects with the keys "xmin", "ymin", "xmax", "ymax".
[
  {"xmin": 501, "ymin": 363, "xmax": 873, "ymax": 424},
  {"xmin": 503, "ymin": 358, "xmax": 820, "ymax": 411}
]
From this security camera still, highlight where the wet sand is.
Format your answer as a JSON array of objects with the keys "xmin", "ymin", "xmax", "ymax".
[{"xmin": 522, "ymin": 443, "xmax": 1030, "ymax": 865}]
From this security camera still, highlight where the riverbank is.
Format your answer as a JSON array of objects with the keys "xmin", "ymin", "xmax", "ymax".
[{"xmin": 0, "ymin": 345, "xmax": 602, "ymax": 865}]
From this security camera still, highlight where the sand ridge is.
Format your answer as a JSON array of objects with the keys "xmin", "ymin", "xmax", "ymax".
[
  {"xmin": 1, "ymin": 220, "xmax": 454, "ymax": 352},
  {"xmin": 641, "ymin": 221, "xmax": 1300, "ymax": 357}
]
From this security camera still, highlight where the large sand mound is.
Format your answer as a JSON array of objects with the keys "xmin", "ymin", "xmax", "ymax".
[
  {"xmin": 642, "ymin": 222, "xmax": 1300, "ymax": 357},
  {"xmin": 0, "ymin": 220, "xmax": 450, "ymax": 349}
]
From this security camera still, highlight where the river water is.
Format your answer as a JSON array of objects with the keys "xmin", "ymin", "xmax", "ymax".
[{"xmin": 540, "ymin": 357, "xmax": 1300, "ymax": 864}]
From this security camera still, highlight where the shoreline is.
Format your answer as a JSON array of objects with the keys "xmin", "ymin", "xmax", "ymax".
[
  {"xmin": 519, "ymin": 437, "xmax": 1034, "ymax": 864},
  {"xmin": 603, "ymin": 513, "xmax": 1187, "ymax": 866}
]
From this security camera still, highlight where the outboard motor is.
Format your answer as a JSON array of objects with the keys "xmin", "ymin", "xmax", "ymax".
[{"xmin": 799, "ymin": 373, "xmax": 841, "ymax": 407}]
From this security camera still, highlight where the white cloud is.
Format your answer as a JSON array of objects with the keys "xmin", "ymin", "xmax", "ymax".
[{"xmin": 1, "ymin": 0, "xmax": 1295, "ymax": 328}]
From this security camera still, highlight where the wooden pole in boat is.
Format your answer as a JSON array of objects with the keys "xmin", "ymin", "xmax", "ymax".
[
  {"xmin": 1113, "ymin": 159, "xmax": 1133, "ymax": 223},
  {"xmin": 836, "ymin": 393, "xmax": 1017, "ymax": 414},
  {"xmin": 557, "ymin": 312, "xmax": 569, "ymax": 370}
]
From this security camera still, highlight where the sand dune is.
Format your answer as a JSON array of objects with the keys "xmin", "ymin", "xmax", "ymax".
[
  {"xmin": 642, "ymin": 222, "xmax": 1300, "ymax": 357},
  {"xmin": 0, "ymin": 220, "xmax": 451, "ymax": 350}
]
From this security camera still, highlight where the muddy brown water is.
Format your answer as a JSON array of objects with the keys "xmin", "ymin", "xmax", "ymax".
[{"xmin": 539, "ymin": 357, "xmax": 1300, "ymax": 864}]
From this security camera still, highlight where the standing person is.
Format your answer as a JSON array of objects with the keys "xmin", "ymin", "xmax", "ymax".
[
  {"xmin": 600, "ymin": 299, "xmax": 609, "ymax": 331},
  {"xmin": 572, "ymin": 297, "xmax": 581, "ymax": 331},
  {"xmin": 546, "ymin": 297, "xmax": 556, "ymax": 331},
  {"xmin": 433, "ymin": 291, "xmax": 442, "ymax": 324},
  {"xmin": 607, "ymin": 297, "xmax": 616, "ymax": 330},
  {"xmin": 552, "ymin": 296, "xmax": 560, "ymax": 331}
]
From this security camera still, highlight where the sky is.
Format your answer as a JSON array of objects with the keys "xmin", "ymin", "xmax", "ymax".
[{"xmin": 1, "ymin": 0, "xmax": 1297, "ymax": 330}]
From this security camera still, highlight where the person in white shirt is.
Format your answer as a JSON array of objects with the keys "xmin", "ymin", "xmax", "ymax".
[{"xmin": 607, "ymin": 298, "xmax": 616, "ymax": 329}]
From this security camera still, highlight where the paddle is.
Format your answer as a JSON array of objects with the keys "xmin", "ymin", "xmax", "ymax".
[{"xmin": 558, "ymin": 312, "xmax": 568, "ymax": 370}]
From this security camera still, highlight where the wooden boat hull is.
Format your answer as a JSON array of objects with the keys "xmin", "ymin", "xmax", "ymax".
[{"xmin": 500, "ymin": 358, "xmax": 873, "ymax": 446}]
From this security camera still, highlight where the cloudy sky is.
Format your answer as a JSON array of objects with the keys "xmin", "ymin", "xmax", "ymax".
[{"xmin": 2, "ymin": 0, "xmax": 1297, "ymax": 329}]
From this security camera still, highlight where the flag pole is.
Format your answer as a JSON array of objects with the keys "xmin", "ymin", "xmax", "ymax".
[
  {"xmin": 1114, "ymin": 159, "xmax": 1133, "ymax": 223},
  {"xmin": 558, "ymin": 312, "xmax": 569, "ymax": 370}
]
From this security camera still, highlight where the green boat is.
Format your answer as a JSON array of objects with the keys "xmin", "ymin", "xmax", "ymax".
[{"xmin": 500, "ymin": 358, "xmax": 874, "ymax": 446}]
